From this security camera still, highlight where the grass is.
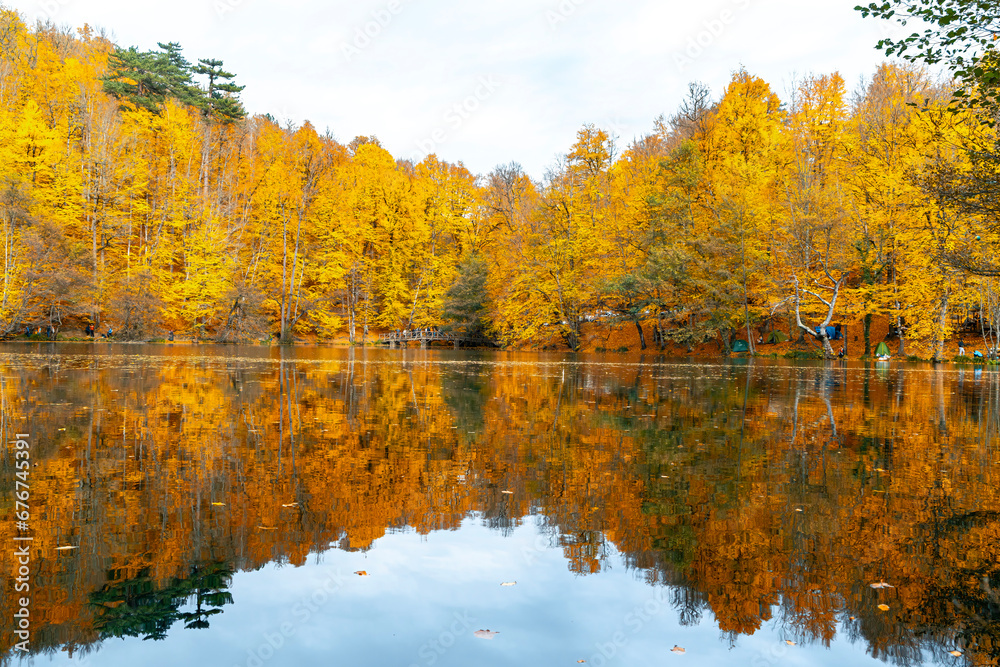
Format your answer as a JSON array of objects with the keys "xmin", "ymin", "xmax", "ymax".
[{"xmin": 783, "ymin": 350, "xmax": 823, "ymax": 360}]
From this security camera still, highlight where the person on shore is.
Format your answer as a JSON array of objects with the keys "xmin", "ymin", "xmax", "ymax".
[
  {"xmin": 838, "ymin": 347, "xmax": 845, "ymax": 359},
  {"xmin": 168, "ymin": 331, "xmax": 174, "ymax": 342},
  {"xmin": 106, "ymin": 326, "xmax": 113, "ymax": 338},
  {"xmin": 958, "ymin": 339, "xmax": 966, "ymax": 356},
  {"xmin": 85, "ymin": 324, "xmax": 93, "ymax": 337}
]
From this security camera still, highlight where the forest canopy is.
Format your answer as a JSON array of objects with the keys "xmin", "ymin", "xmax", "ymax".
[{"xmin": 1, "ymin": 5, "xmax": 1000, "ymax": 358}]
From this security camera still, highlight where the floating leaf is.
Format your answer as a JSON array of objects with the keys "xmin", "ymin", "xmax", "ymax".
[
  {"xmin": 785, "ymin": 640, "xmax": 796, "ymax": 645},
  {"xmin": 500, "ymin": 581, "xmax": 517, "ymax": 586},
  {"xmin": 354, "ymin": 570, "xmax": 368, "ymax": 576},
  {"xmin": 878, "ymin": 604, "xmax": 890, "ymax": 611},
  {"xmin": 55, "ymin": 546, "xmax": 77, "ymax": 551},
  {"xmin": 849, "ymin": 616, "xmax": 856, "ymax": 620},
  {"xmin": 949, "ymin": 650, "xmax": 963, "ymax": 657},
  {"xmin": 671, "ymin": 645, "xmax": 686, "ymax": 654},
  {"xmin": 212, "ymin": 502, "xmax": 225, "ymax": 506},
  {"xmin": 474, "ymin": 629, "xmax": 499, "ymax": 639},
  {"xmin": 501, "ymin": 490, "xmax": 514, "ymax": 495},
  {"xmin": 282, "ymin": 503, "xmax": 298, "ymax": 507},
  {"xmin": 870, "ymin": 582, "xmax": 895, "ymax": 589}
]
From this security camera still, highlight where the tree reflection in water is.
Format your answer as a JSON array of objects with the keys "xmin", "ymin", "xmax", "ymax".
[{"xmin": 0, "ymin": 349, "xmax": 998, "ymax": 665}]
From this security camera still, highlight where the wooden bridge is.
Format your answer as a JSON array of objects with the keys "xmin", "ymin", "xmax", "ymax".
[{"xmin": 377, "ymin": 329, "xmax": 495, "ymax": 348}]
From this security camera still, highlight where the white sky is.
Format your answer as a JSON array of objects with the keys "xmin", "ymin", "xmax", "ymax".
[{"xmin": 6, "ymin": 0, "xmax": 910, "ymax": 178}]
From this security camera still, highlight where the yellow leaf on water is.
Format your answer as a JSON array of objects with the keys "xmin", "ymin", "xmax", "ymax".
[
  {"xmin": 501, "ymin": 490, "xmax": 514, "ymax": 494},
  {"xmin": 55, "ymin": 546, "xmax": 77, "ymax": 551},
  {"xmin": 870, "ymin": 582, "xmax": 895, "ymax": 589},
  {"xmin": 671, "ymin": 645, "xmax": 686, "ymax": 654},
  {"xmin": 878, "ymin": 604, "xmax": 890, "ymax": 611},
  {"xmin": 785, "ymin": 640, "xmax": 796, "ymax": 645},
  {"xmin": 354, "ymin": 570, "xmax": 368, "ymax": 576},
  {"xmin": 212, "ymin": 502, "xmax": 225, "ymax": 506},
  {"xmin": 500, "ymin": 581, "xmax": 517, "ymax": 586},
  {"xmin": 949, "ymin": 651, "xmax": 963, "ymax": 657}
]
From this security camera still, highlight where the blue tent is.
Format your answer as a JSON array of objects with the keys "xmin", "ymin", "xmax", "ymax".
[
  {"xmin": 732, "ymin": 339, "xmax": 750, "ymax": 353},
  {"xmin": 815, "ymin": 326, "xmax": 839, "ymax": 340}
]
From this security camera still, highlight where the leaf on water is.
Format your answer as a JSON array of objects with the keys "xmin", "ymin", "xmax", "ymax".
[
  {"xmin": 55, "ymin": 546, "xmax": 77, "ymax": 551},
  {"xmin": 785, "ymin": 640, "xmax": 796, "ymax": 645},
  {"xmin": 282, "ymin": 503, "xmax": 298, "ymax": 507},
  {"xmin": 474, "ymin": 629, "xmax": 499, "ymax": 639},
  {"xmin": 950, "ymin": 650, "xmax": 963, "ymax": 657},
  {"xmin": 671, "ymin": 645, "xmax": 686, "ymax": 654},
  {"xmin": 354, "ymin": 571, "xmax": 368, "ymax": 576},
  {"xmin": 849, "ymin": 616, "xmax": 856, "ymax": 620},
  {"xmin": 212, "ymin": 502, "xmax": 226, "ymax": 506},
  {"xmin": 500, "ymin": 581, "xmax": 517, "ymax": 586},
  {"xmin": 256, "ymin": 526, "xmax": 277, "ymax": 530},
  {"xmin": 501, "ymin": 490, "xmax": 514, "ymax": 494},
  {"xmin": 878, "ymin": 604, "xmax": 890, "ymax": 611},
  {"xmin": 795, "ymin": 508, "xmax": 804, "ymax": 512},
  {"xmin": 870, "ymin": 582, "xmax": 895, "ymax": 589}
]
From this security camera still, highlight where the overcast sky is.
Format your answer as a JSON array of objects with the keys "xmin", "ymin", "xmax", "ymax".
[{"xmin": 6, "ymin": 0, "xmax": 910, "ymax": 177}]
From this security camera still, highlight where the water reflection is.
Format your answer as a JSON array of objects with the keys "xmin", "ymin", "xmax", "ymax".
[{"xmin": 0, "ymin": 346, "xmax": 999, "ymax": 666}]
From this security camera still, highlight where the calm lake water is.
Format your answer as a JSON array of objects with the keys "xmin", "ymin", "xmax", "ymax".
[{"xmin": 1, "ymin": 344, "xmax": 999, "ymax": 666}]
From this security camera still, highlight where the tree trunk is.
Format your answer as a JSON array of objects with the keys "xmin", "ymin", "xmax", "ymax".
[
  {"xmin": 934, "ymin": 289, "xmax": 950, "ymax": 362},
  {"xmin": 719, "ymin": 328, "xmax": 732, "ymax": 356},
  {"xmin": 863, "ymin": 313, "xmax": 872, "ymax": 356},
  {"xmin": 820, "ymin": 334, "xmax": 835, "ymax": 358},
  {"xmin": 635, "ymin": 319, "xmax": 646, "ymax": 350},
  {"xmin": 561, "ymin": 328, "xmax": 580, "ymax": 351}
]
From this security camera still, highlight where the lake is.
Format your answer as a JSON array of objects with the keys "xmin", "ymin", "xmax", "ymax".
[{"xmin": 0, "ymin": 344, "xmax": 997, "ymax": 666}]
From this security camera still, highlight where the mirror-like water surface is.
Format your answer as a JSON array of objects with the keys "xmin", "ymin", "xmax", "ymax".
[{"xmin": 1, "ymin": 344, "xmax": 999, "ymax": 666}]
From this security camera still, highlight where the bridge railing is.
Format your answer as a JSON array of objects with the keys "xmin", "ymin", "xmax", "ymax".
[{"xmin": 377, "ymin": 330, "xmax": 493, "ymax": 345}]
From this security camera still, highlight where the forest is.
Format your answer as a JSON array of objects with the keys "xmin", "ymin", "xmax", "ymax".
[{"xmin": 1, "ymin": 5, "xmax": 1000, "ymax": 358}]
